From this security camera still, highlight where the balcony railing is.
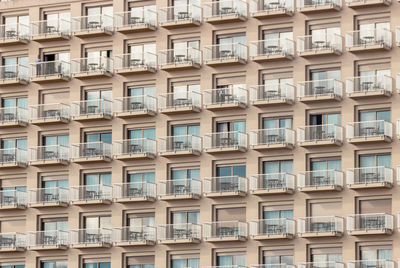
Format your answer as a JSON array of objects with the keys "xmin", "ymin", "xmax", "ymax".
[
  {"xmin": 205, "ymin": 266, "xmax": 247, "ymax": 268},
  {"xmin": 250, "ymin": 38, "xmax": 295, "ymax": 58},
  {"xmin": 297, "ymin": 34, "xmax": 342, "ymax": 54},
  {"xmin": 158, "ymin": 48, "xmax": 202, "ymax": 67},
  {"xmin": 113, "ymin": 95, "xmax": 157, "ymax": 116},
  {"xmin": 0, "ymin": 106, "xmax": 28, "ymax": 125},
  {"xmin": 0, "ymin": 148, "xmax": 27, "ymax": 166},
  {"xmin": 346, "ymin": 120, "xmax": 392, "ymax": 140},
  {"xmin": 113, "ymin": 182, "xmax": 156, "ymax": 200},
  {"xmin": 28, "ymin": 187, "xmax": 69, "ymax": 205},
  {"xmin": 71, "ymin": 99, "xmax": 112, "ymax": 118},
  {"xmin": 203, "ymin": 221, "xmax": 247, "ymax": 239},
  {"xmin": 30, "ymin": 19, "xmax": 71, "ymax": 37},
  {"xmin": 27, "ymin": 230, "xmax": 68, "ymax": 248},
  {"xmin": 204, "ymin": 87, "xmax": 248, "ymax": 107},
  {"xmin": 250, "ymin": 0, "xmax": 294, "ymax": 15},
  {"xmin": 249, "ymin": 128, "xmax": 295, "ymax": 147},
  {"xmin": 69, "ymin": 228, "xmax": 112, "ymax": 246},
  {"xmin": 70, "ymin": 142, "xmax": 112, "ymax": 160},
  {"xmin": 251, "ymin": 265, "xmax": 295, "ymax": 268},
  {"xmin": 249, "ymin": 218, "xmax": 295, "ymax": 237},
  {"xmin": 0, "ymin": 64, "xmax": 29, "ymax": 82},
  {"xmin": 113, "ymin": 138, "xmax": 156, "ymax": 157},
  {"xmin": 297, "ymin": 170, "xmax": 343, "ymax": 189},
  {"xmin": 249, "ymin": 84, "xmax": 295, "ymax": 104},
  {"xmin": 297, "ymin": 216, "xmax": 344, "ymax": 234},
  {"xmin": 204, "ymin": 43, "xmax": 247, "ymax": 63},
  {"xmin": 71, "ymin": 57, "xmax": 113, "ymax": 75},
  {"xmin": 250, "ymin": 173, "xmax": 295, "ymax": 192},
  {"xmin": 70, "ymin": 184, "xmax": 112, "ymax": 203},
  {"xmin": 158, "ymin": 223, "xmax": 201, "ymax": 241},
  {"xmin": 158, "ymin": 179, "xmax": 201, "ymax": 197},
  {"xmin": 347, "ymin": 213, "xmax": 393, "ymax": 232},
  {"xmin": 297, "ymin": 124, "xmax": 343, "ymax": 143},
  {"xmin": 29, "ymin": 103, "xmax": 69, "ymax": 122},
  {"xmin": 158, "ymin": 135, "xmax": 202, "ymax": 154},
  {"xmin": 396, "ymin": 27, "xmax": 400, "ymax": 46},
  {"xmin": 114, "ymin": 9, "xmax": 157, "ymax": 29},
  {"xmin": 204, "ymin": 0, "xmax": 248, "ymax": 19},
  {"xmin": 158, "ymin": 91, "xmax": 202, "ymax": 111},
  {"xmin": 204, "ymin": 176, "xmax": 247, "ymax": 194},
  {"xmin": 298, "ymin": 262, "xmax": 344, "ymax": 268},
  {"xmin": 346, "ymin": 29, "xmax": 392, "ymax": 49},
  {"xmin": 203, "ymin": 131, "xmax": 248, "ymax": 150},
  {"xmin": 297, "ymin": 79, "xmax": 343, "ymax": 99},
  {"xmin": 114, "ymin": 53, "xmax": 157, "ymax": 71},
  {"xmin": 347, "ymin": 260, "xmax": 394, "ymax": 268},
  {"xmin": 31, "ymin": 60, "xmax": 70, "ymax": 79},
  {"xmin": 0, "ymin": 189, "xmax": 27, "ymax": 208},
  {"xmin": 346, "ymin": 166, "xmax": 393, "ymax": 186},
  {"xmin": 0, "ymin": 233, "xmax": 26, "ymax": 249},
  {"xmin": 346, "ymin": 75, "xmax": 392, "ymax": 95},
  {"xmin": 159, "ymin": 5, "xmax": 202, "ymax": 24},
  {"xmin": 112, "ymin": 226, "xmax": 156, "ymax": 244},
  {"xmin": 29, "ymin": 145, "xmax": 69, "ymax": 163},
  {"xmin": 0, "ymin": 23, "xmax": 29, "ymax": 42},
  {"xmin": 297, "ymin": 0, "xmax": 342, "ymax": 9},
  {"xmin": 72, "ymin": 14, "xmax": 113, "ymax": 33}
]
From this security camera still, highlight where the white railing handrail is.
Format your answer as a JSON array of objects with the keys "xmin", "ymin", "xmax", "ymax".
[
  {"xmin": 113, "ymin": 181, "xmax": 156, "ymax": 199},
  {"xmin": 250, "ymin": 0, "xmax": 295, "ymax": 13}
]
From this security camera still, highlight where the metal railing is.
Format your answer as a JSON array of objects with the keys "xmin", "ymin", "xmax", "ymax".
[
  {"xmin": 0, "ymin": 106, "xmax": 28, "ymax": 124},
  {"xmin": 251, "ymin": 265, "xmax": 295, "ymax": 268},
  {"xmin": 113, "ymin": 95, "xmax": 156, "ymax": 114},
  {"xmin": 250, "ymin": 38, "xmax": 294, "ymax": 58},
  {"xmin": 297, "ymin": 124, "xmax": 343, "ymax": 143},
  {"xmin": 346, "ymin": 166, "xmax": 393, "ymax": 185},
  {"xmin": 205, "ymin": 266, "xmax": 247, "ymax": 268},
  {"xmin": 31, "ymin": 60, "xmax": 70, "ymax": 78},
  {"xmin": 69, "ymin": 228, "xmax": 112, "ymax": 245},
  {"xmin": 346, "ymin": 120, "xmax": 392, "ymax": 139},
  {"xmin": 249, "ymin": 218, "xmax": 295, "ymax": 236},
  {"xmin": 114, "ymin": 9, "xmax": 157, "ymax": 29},
  {"xmin": 29, "ymin": 145, "xmax": 69, "ymax": 162},
  {"xmin": 112, "ymin": 226, "xmax": 156, "ymax": 244},
  {"xmin": 0, "ymin": 189, "xmax": 27, "ymax": 207},
  {"xmin": 297, "ymin": 170, "xmax": 343, "ymax": 188},
  {"xmin": 298, "ymin": 262, "xmax": 344, "ymax": 268},
  {"xmin": 346, "ymin": 75, "xmax": 392, "ymax": 94},
  {"xmin": 28, "ymin": 187, "xmax": 69, "ymax": 205},
  {"xmin": 158, "ymin": 179, "xmax": 201, "ymax": 197},
  {"xmin": 30, "ymin": 18, "xmax": 70, "ymax": 37},
  {"xmin": 158, "ymin": 135, "xmax": 202, "ymax": 154},
  {"xmin": 29, "ymin": 103, "xmax": 69, "ymax": 121},
  {"xmin": 158, "ymin": 91, "xmax": 202, "ymax": 110},
  {"xmin": 71, "ymin": 99, "xmax": 112, "ymax": 118},
  {"xmin": 396, "ymin": 27, "xmax": 400, "ymax": 45},
  {"xmin": 159, "ymin": 5, "xmax": 202, "ymax": 23},
  {"xmin": 113, "ymin": 182, "xmax": 156, "ymax": 200},
  {"xmin": 0, "ymin": 233, "xmax": 26, "ymax": 249},
  {"xmin": 249, "ymin": 83, "xmax": 295, "ymax": 103},
  {"xmin": 158, "ymin": 47, "xmax": 202, "ymax": 67},
  {"xmin": 72, "ymin": 14, "xmax": 113, "ymax": 33},
  {"xmin": 158, "ymin": 223, "xmax": 201, "ymax": 241},
  {"xmin": 204, "ymin": 86, "xmax": 248, "ymax": 106},
  {"xmin": 70, "ymin": 142, "xmax": 112, "ymax": 159},
  {"xmin": 297, "ymin": 0, "xmax": 342, "ymax": 8},
  {"xmin": 297, "ymin": 79, "xmax": 343, "ymax": 98},
  {"xmin": 71, "ymin": 57, "xmax": 113, "ymax": 75},
  {"xmin": 0, "ymin": 23, "xmax": 29, "ymax": 41},
  {"xmin": 113, "ymin": 138, "xmax": 156, "ymax": 157},
  {"xmin": 0, "ymin": 64, "xmax": 29, "ymax": 81},
  {"xmin": 346, "ymin": 0, "xmax": 391, "ymax": 3},
  {"xmin": 250, "ymin": 0, "xmax": 294, "ymax": 14},
  {"xmin": 0, "ymin": 148, "xmax": 27, "ymax": 165},
  {"xmin": 70, "ymin": 184, "xmax": 112, "ymax": 202},
  {"xmin": 249, "ymin": 173, "xmax": 295, "ymax": 191},
  {"xmin": 203, "ymin": 221, "xmax": 247, "ymax": 239},
  {"xmin": 297, "ymin": 216, "xmax": 343, "ymax": 234},
  {"xmin": 204, "ymin": 0, "xmax": 248, "ymax": 18},
  {"xmin": 204, "ymin": 131, "xmax": 248, "ymax": 150},
  {"xmin": 297, "ymin": 33, "xmax": 342, "ymax": 53},
  {"xmin": 204, "ymin": 43, "xmax": 247, "ymax": 62},
  {"xmin": 249, "ymin": 128, "xmax": 295, "ymax": 147},
  {"xmin": 347, "ymin": 213, "xmax": 393, "ymax": 232},
  {"xmin": 114, "ymin": 53, "xmax": 156, "ymax": 71},
  {"xmin": 346, "ymin": 29, "xmax": 392, "ymax": 49},
  {"xmin": 347, "ymin": 260, "xmax": 394, "ymax": 268},
  {"xmin": 203, "ymin": 176, "xmax": 247, "ymax": 194},
  {"xmin": 27, "ymin": 230, "xmax": 68, "ymax": 247}
]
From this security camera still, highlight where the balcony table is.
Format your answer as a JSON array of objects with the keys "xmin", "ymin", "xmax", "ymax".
[
  {"xmin": 314, "ymin": 86, "xmax": 326, "ymax": 95},
  {"xmin": 128, "ymin": 187, "xmax": 143, "ymax": 197},
  {"xmin": 174, "ymin": 98, "xmax": 191, "ymax": 106},
  {"xmin": 220, "ymin": 50, "xmax": 233, "ymax": 58},
  {"xmin": 2, "ymin": 195, "xmax": 15, "ymax": 205},
  {"xmin": 3, "ymin": 71, "xmax": 16, "ymax": 79},
  {"xmin": 3, "ymin": 113, "xmax": 15, "ymax": 121},
  {"xmin": 83, "ymin": 147, "xmax": 98, "ymax": 157},
  {"xmin": 266, "ymin": 2, "xmax": 281, "ymax": 9},
  {"xmin": 44, "ymin": 151, "xmax": 57, "ymax": 160},
  {"xmin": 84, "ymin": 190, "xmax": 101, "ymax": 200},
  {"xmin": 87, "ymin": 63, "xmax": 100, "ymax": 71},
  {"xmin": 5, "ymin": 30, "xmax": 16, "ymax": 38},
  {"xmin": 43, "ymin": 192, "xmax": 57, "ymax": 202},
  {"xmin": 361, "ymin": 126, "xmax": 377, "ymax": 137},
  {"xmin": 129, "ymin": 17, "xmax": 143, "ymax": 25},
  {"xmin": 313, "ymin": 40, "xmax": 326, "ymax": 49},
  {"xmin": 220, "ymin": 7, "xmax": 233, "ymax": 15},
  {"xmin": 129, "ymin": 58, "xmax": 143, "ymax": 67},
  {"xmin": 173, "ymin": 184, "xmax": 188, "ymax": 194},
  {"xmin": 361, "ymin": 81, "xmax": 374, "ymax": 91},
  {"xmin": 264, "ymin": 223, "xmax": 283, "ymax": 234},
  {"xmin": 0, "ymin": 237, "xmax": 15, "ymax": 247},
  {"xmin": 173, "ymin": 228, "xmax": 191, "ymax": 238},
  {"xmin": 43, "ymin": 109, "xmax": 59, "ymax": 118},
  {"xmin": 128, "ymin": 144, "xmax": 142, "ymax": 153},
  {"xmin": 45, "ymin": 25, "xmax": 56, "ymax": 33},
  {"xmin": 311, "ymin": 175, "xmax": 329, "ymax": 186},
  {"xmin": 174, "ymin": 54, "xmax": 187, "ymax": 62},
  {"xmin": 129, "ymin": 230, "xmax": 144, "ymax": 241},
  {"xmin": 173, "ymin": 140, "xmax": 185, "ymax": 150},
  {"xmin": 43, "ymin": 235, "xmax": 57, "ymax": 245},
  {"xmin": 87, "ymin": 21, "xmax": 101, "ymax": 29},
  {"xmin": 220, "ymin": 181, "xmax": 238, "ymax": 192},
  {"xmin": 85, "ymin": 232, "xmax": 102, "ymax": 243},
  {"xmin": 2, "ymin": 153, "xmax": 15, "ymax": 162},
  {"xmin": 217, "ymin": 226, "xmax": 237, "ymax": 236},
  {"xmin": 130, "ymin": 101, "xmax": 144, "ymax": 110},
  {"xmin": 177, "ymin": 11, "xmax": 190, "ymax": 20},
  {"xmin": 264, "ymin": 178, "xmax": 282, "ymax": 189}
]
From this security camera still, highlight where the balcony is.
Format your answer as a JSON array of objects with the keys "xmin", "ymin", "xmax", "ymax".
[
  {"xmin": 250, "ymin": 84, "xmax": 295, "ymax": 106},
  {"xmin": 346, "ymin": 0, "xmax": 391, "ymax": 8},
  {"xmin": 71, "ymin": 57, "xmax": 113, "ymax": 79},
  {"xmin": 30, "ymin": 19, "xmax": 70, "ymax": 41},
  {"xmin": 249, "ymin": 0, "xmax": 294, "ymax": 18},
  {"xmin": 251, "ymin": 265, "xmax": 295, "ymax": 268},
  {"xmin": 113, "ymin": 138, "xmax": 156, "ymax": 160},
  {"xmin": 112, "ymin": 226, "xmax": 156, "ymax": 246},
  {"xmin": 249, "ymin": 218, "xmax": 295, "ymax": 240},
  {"xmin": 114, "ymin": 53, "xmax": 156, "ymax": 75},
  {"xmin": 0, "ymin": 233, "xmax": 26, "ymax": 252},
  {"xmin": 28, "ymin": 145, "xmax": 69, "ymax": 166},
  {"xmin": 159, "ymin": 5, "xmax": 202, "ymax": 28},
  {"xmin": 298, "ymin": 262, "xmax": 343, "ymax": 268},
  {"xmin": 0, "ymin": 107, "xmax": 28, "ymax": 128},
  {"xmin": 250, "ymin": 173, "xmax": 295, "ymax": 195},
  {"xmin": 204, "ymin": 0, "xmax": 247, "ymax": 23},
  {"xmin": 158, "ymin": 179, "xmax": 201, "ymax": 200},
  {"xmin": 159, "ymin": 48, "xmax": 202, "ymax": 71},
  {"xmin": 297, "ymin": 124, "xmax": 343, "ymax": 147},
  {"xmin": 28, "ymin": 187, "xmax": 69, "ymax": 208},
  {"xmin": 114, "ymin": 96, "xmax": 157, "ymax": 118},
  {"xmin": 347, "ymin": 260, "xmax": 394, "ymax": 268},
  {"xmin": 297, "ymin": 34, "xmax": 342, "ymax": 57},
  {"xmin": 347, "ymin": 213, "xmax": 393, "ymax": 235},
  {"xmin": 204, "ymin": 43, "xmax": 247, "ymax": 66},
  {"xmin": 297, "ymin": 79, "xmax": 343, "ymax": 102},
  {"xmin": 158, "ymin": 92, "xmax": 202, "ymax": 114},
  {"xmin": 29, "ymin": 103, "xmax": 70, "ymax": 125},
  {"xmin": 204, "ymin": 87, "xmax": 247, "ymax": 110},
  {"xmin": 396, "ymin": 27, "xmax": 400, "ymax": 47},
  {"xmin": 203, "ymin": 221, "xmax": 247, "ymax": 242},
  {"xmin": 72, "ymin": 15, "xmax": 113, "ymax": 37},
  {"xmin": 30, "ymin": 61, "xmax": 71, "ymax": 83},
  {"xmin": 346, "ymin": 29, "xmax": 392, "ymax": 52},
  {"xmin": 158, "ymin": 135, "xmax": 202, "ymax": 157},
  {"xmin": 114, "ymin": 9, "xmax": 157, "ymax": 33},
  {"xmin": 0, "ymin": 148, "xmax": 27, "ymax": 169},
  {"xmin": 0, "ymin": 190, "xmax": 27, "ymax": 210},
  {"xmin": 298, "ymin": 170, "xmax": 344, "ymax": 192},
  {"xmin": 249, "ymin": 128, "xmax": 295, "ymax": 150},
  {"xmin": 297, "ymin": 216, "xmax": 344, "ymax": 237},
  {"xmin": 158, "ymin": 223, "xmax": 201, "ymax": 244},
  {"xmin": 347, "ymin": 166, "xmax": 393, "ymax": 189},
  {"xmin": 0, "ymin": 23, "xmax": 29, "ymax": 46},
  {"xmin": 27, "ymin": 230, "xmax": 68, "ymax": 250},
  {"xmin": 113, "ymin": 182, "xmax": 156, "ymax": 203},
  {"xmin": 71, "ymin": 142, "xmax": 112, "ymax": 163},
  {"xmin": 0, "ymin": 65, "xmax": 29, "ymax": 86},
  {"xmin": 71, "ymin": 99, "xmax": 112, "ymax": 121},
  {"xmin": 70, "ymin": 184, "xmax": 112, "ymax": 205},
  {"xmin": 69, "ymin": 228, "xmax": 112, "ymax": 248},
  {"xmin": 204, "ymin": 176, "xmax": 247, "ymax": 197},
  {"xmin": 346, "ymin": 75, "xmax": 392, "ymax": 98},
  {"xmin": 250, "ymin": 39, "xmax": 294, "ymax": 62},
  {"xmin": 204, "ymin": 131, "xmax": 247, "ymax": 153},
  {"xmin": 346, "ymin": 120, "xmax": 392, "ymax": 143},
  {"xmin": 297, "ymin": 0, "xmax": 341, "ymax": 12}
]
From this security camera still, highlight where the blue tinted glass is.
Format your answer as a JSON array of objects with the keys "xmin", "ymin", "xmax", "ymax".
[
  {"xmin": 99, "ymin": 263, "xmax": 111, "ymax": 268},
  {"xmin": 100, "ymin": 173, "xmax": 112, "ymax": 185},
  {"xmin": 100, "ymin": 133, "xmax": 112, "ymax": 143},
  {"xmin": 233, "ymin": 165, "xmax": 246, "ymax": 177}
]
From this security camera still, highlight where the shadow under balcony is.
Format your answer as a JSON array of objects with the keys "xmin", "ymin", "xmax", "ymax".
[
  {"xmin": 297, "ymin": 0, "xmax": 341, "ymax": 13},
  {"xmin": 158, "ymin": 179, "xmax": 201, "ymax": 200},
  {"xmin": 249, "ymin": 128, "xmax": 295, "ymax": 150},
  {"xmin": 113, "ymin": 96, "xmax": 157, "ymax": 118},
  {"xmin": 298, "ymin": 170, "xmax": 344, "ymax": 192},
  {"xmin": 0, "ymin": 23, "xmax": 29, "ymax": 46},
  {"xmin": 71, "ymin": 99, "xmax": 112, "ymax": 121},
  {"xmin": 250, "ymin": 0, "xmax": 294, "ymax": 18},
  {"xmin": 204, "ymin": 0, "xmax": 247, "ymax": 24},
  {"xmin": 204, "ymin": 43, "xmax": 247, "ymax": 66},
  {"xmin": 113, "ymin": 138, "xmax": 156, "ymax": 160},
  {"xmin": 0, "ymin": 148, "xmax": 28, "ymax": 169},
  {"xmin": 0, "ymin": 64, "xmax": 29, "ymax": 86},
  {"xmin": 249, "ymin": 218, "xmax": 295, "ymax": 240},
  {"xmin": 28, "ymin": 187, "xmax": 69, "ymax": 208},
  {"xmin": 346, "ymin": 0, "xmax": 390, "ymax": 8},
  {"xmin": 0, "ymin": 106, "xmax": 28, "ymax": 128},
  {"xmin": 346, "ymin": 75, "xmax": 392, "ymax": 98},
  {"xmin": 70, "ymin": 185, "xmax": 112, "ymax": 205},
  {"xmin": 113, "ymin": 226, "xmax": 156, "ymax": 246},
  {"xmin": 297, "ymin": 216, "xmax": 344, "ymax": 237},
  {"xmin": 69, "ymin": 228, "xmax": 112, "ymax": 248},
  {"xmin": 297, "ymin": 124, "xmax": 343, "ymax": 147},
  {"xmin": 70, "ymin": 142, "xmax": 112, "ymax": 163},
  {"xmin": 159, "ymin": 5, "xmax": 202, "ymax": 28},
  {"xmin": 27, "ymin": 230, "xmax": 68, "ymax": 250},
  {"xmin": 250, "ymin": 173, "xmax": 295, "ymax": 195},
  {"xmin": 0, "ymin": 190, "xmax": 27, "ymax": 210},
  {"xmin": 113, "ymin": 182, "xmax": 156, "ymax": 203},
  {"xmin": 204, "ymin": 131, "xmax": 247, "ymax": 153},
  {"xmin": 250, "ymin": 39, "xmax": 294, "ymax": 62},
  {"xmin": 249, "ymin": 84, "xmax": 295, "ymax": 106},
  {"xmin": 347, "ymin": 213, "xmax": 393, "ymax": 235},
  {"xmin": 71, "ymin": 57, "xmax": 113, "ymax": 79},
  {"xmin": 114, "ymin": 10, "xmax": 157, "ymax": 33},
  {"xmin": 346, "ymin": 121, "xmax": 392, "ymax": 144},
  {"xmin": 346, "ymin": 29, "xmax": 392, "ymax": 53},
  {"xmin": 30, "ymin": 19, "xmax": 71, "ymax": 42},
  {"xmin": 297, "ymin": 79, "xmax": 343, "ymax": 102},
  {"xmin": 0, "ymin": 233, "xmax": 26, "ymax": 252},
  {"xmin": 203, "ymin": 221, "xmax": 247, "ymax": 242},
  {"xmin": 158, "ymin": 223, "xmax": 201, "ymax": 244},
  {"xmin": 29, "ymin": 103, "xmax": 70, "ymax": 125},
  {"xmin": 72, "ymin": 15, "xmax": 113, "ymax": 37},
  {"xmin": 204, "ymin": 176, "xmax": 247, "ymax": 198},
  {"xmin": 159, "ymin": 48, "xmax": 202, "ymax": 71},
  {"xmin": 159, "ymin": 135, "xmax": 202, "ymax": 157},
  {"xmin": 204, "ymin": 87, "xmax": 247, "ymax": 111},
  {"xmin": 28, "ymin": 145, "xmax": 69, "ymax": 166},
  {"xmin": 346, "ymin": 166, "xmax": 393, "ymax": 189},
  {"xmin": 114, "ymin": 53, "xmax": 156, "ymax": 75},
  {"xmin": 297, "ymin": 34, "xmax": 342, "ymax": 57}
]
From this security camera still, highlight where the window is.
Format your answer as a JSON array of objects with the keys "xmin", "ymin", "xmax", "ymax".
[
  {"xmin": 171, "ymin": 254, "xmax": 200, "ymax": 268},
  {"xmin": 171, "ymin": 82, "xmax": 200, "ymax": 102},
  {"xmin": 359, "ymin": 245, "xmax": 392, "ymax": 261},
  {"xmin": 128, "ymin": 171, "xmax": 155, "ymax": 183},
  {"xmin": 1, "ymin": 96, "xmax": 27, "ymax": 109},
  {"xmin": 41, "ymin": 92, "xmax": 69, "ymax": 105},
  {"xmin": 217, "ymin": 164, "xmax": 246, "ymax": 177},
  {"xmin": 171, "ymin": 211, "xmax": 199, "ymax": 224},
  {"xmin": 2, "ymin": 14, "xmax": 29, "ymax": 36},
  {"xmin": 263, "ymin": 29, "xmax": 293, "ymax": 52},
  {"xmin": 41, "ymin": 260, "xmax": 67, "ymax": 268},
  {"xmin": 216, "ymin": 252, "xmax": 246, "ymax": 266},
  {"xmin": 84, "ymin": 215, "xmax": 111, "ymax": 229},
  {"xmin": 129, "ymin": 43, "xmax": 156, "ymax": 63},
  {"xmin": 41, "ymin": 174, "xmax": 68, "ymax": 189},
  {"xmin": 358, "ymin": 198, "xmax": 391, "ymax": 214},
  {"xmin": 82, "ymin": 258, "xmax": 110, "ymax": 268},
  {"xmin": 263, "ymin": 249, "xmax": 294, "ymax": 265},
  {"xmin": 43, "ymin": 134, "xmax": 69, "ymax": 146},
  {"xmin": 85, "ymin": 132, "xmax": 112, "ymax": 143},
  {"xmin": 311, "ymin": 158, "xmax": 341, "ymax": 171},
  {"xmin": 263, "ymin": 118, "xmax": 292, "ymax": 129},
  {"xmin": 2, "ymin": 56, "xmax": 28, "ymax": 69},
  {"xmin": 309, "ymin": 24, "xmax": 340, "ymax": 48},
  {"xmin": 358, "ymin": 110, "xmax": 390, "ymax": 136},
  {"xmin": 263, "ymin": 204, "xmax": 293, "ymax": 220},
  {"xmin": 357, "ymin": 19, "xmax": 389, "ymax": 43},
  {"xmin": 0, "ymin": 264, "xmax": 25, "ymax": 268},
  {"xmin": 84, "ymin": 172, "xmax": 111, "ymax": 186},
  {"xmin": 360, "ymin": 154, "xmax": 391, "ymax": 168},
  {"xmin": 263, "ymin": 160, "xmax": 293, "ymax": 174},
  {"xmin": 41, "ymin": 217, "xmax": 68, "ymax": 232},
  {"xmin": 129, "ymin": 128, "xmax": 155, "ymax": 140},
  {"xmin": 0, "ymin": 178, "xmax": 26, "ymax": 202},
  {"xmin": 310, "ymin": 247, "xmax": 342, "ymax": 264},
  {"xmin": 309, "ymin": 200, "xmax": 341, "ymax": 217},
  {"xmin": 128, "ymin": 85, "xmax": 156, "ymax": 97},
  {"xmin": 359, "ymin": 110, "xmax": 390, "ymax": 122},
  {"xmin": 127, "ymin": 256, "xmax": 154, "ymax": 268},
  {"xmin": 1, "ymin": 137, "xmax": 27, "ymax": 150},
  {"xmin": 216, "ymin": 207, "xmax": 246, "ymax": 222},
  {"xmin": 172, "ymin": 124, "xmax": 200, "ymax": 136},
  {"xmin": 128, "ymin": 4, "xmax": 156, "ymax": 23},
  {"xmin": 86, "ymin": 5, "xmax": 113, "ymax": 26},
  {"xmin": 217, "ymin": 120, "xmax": 246, "ymax": 133},
  {"xmin": 85, "ymin": 48, "xmax": 112, "ymax": 60},
  {"xmin": 85, "ymin": 89, "xmax": 112, "ymax": 101},
  {"xmin": 309, "ymin": 69, "xmax": 341, "ymax": 94},
  {"xmin": 172, "ymin": 39, "xmax": 200, "ymax": 50},
  {"xmin": 217, "ymin": 34, "xmax": 246, "ymax": 46},
  {"xmin": 128, "ymin": 213, "xmax": 155, "ymax": 227}
]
